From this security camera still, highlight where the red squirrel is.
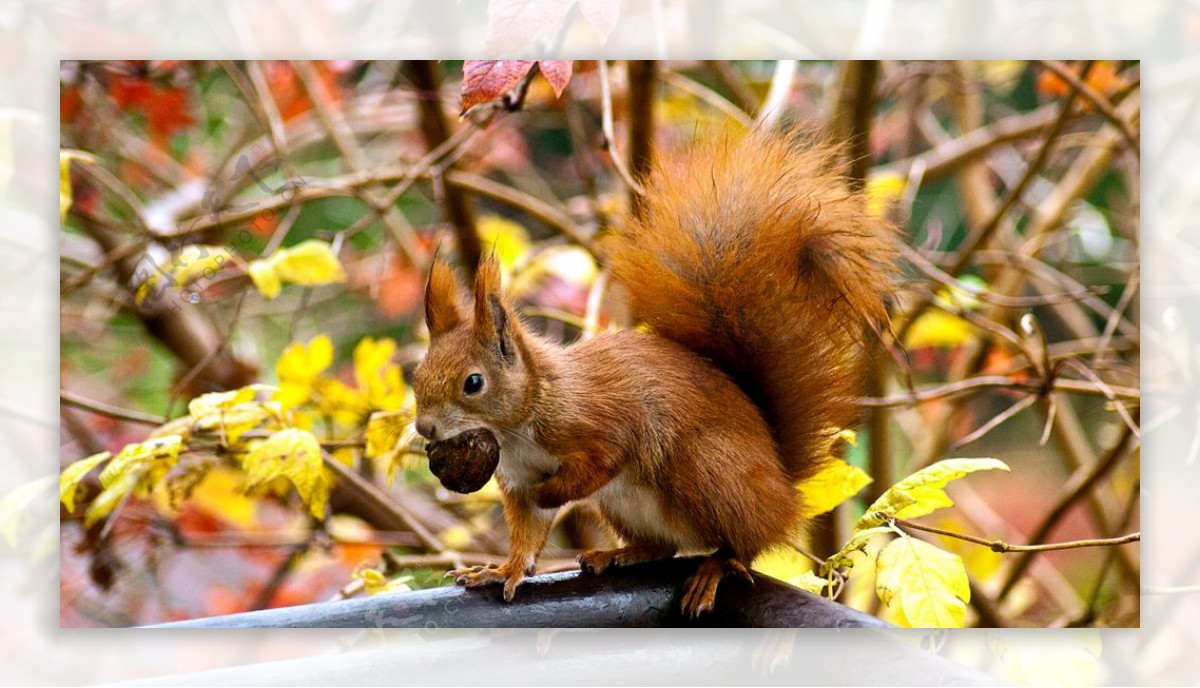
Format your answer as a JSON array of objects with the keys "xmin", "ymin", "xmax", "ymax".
[{"xmin": 412, "ymin": 130, "xmax": 898, "ymax": 617}]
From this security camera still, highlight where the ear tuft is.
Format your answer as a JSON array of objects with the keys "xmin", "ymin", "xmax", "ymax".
[
  {"xmin": 425, "ymin": 262, "xmax": 465, "ymax": 337},
  {"xmin": 473, "ymin": 257, "xmax": 514, "ymax": 361}
]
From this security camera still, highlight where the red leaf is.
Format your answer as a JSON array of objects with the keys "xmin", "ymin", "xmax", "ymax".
[
  {"xmin": 60, "ymin": 84, "xmax": 82, "ymax": 124},
  {"xmin": 461, "ymin": 60, "xmax": 536, "ymax": 113},
  {"xmin": 537, "ymin": 60, "xmax": 573, "ymax": 97},
  {"xmin": 485, "ymin": 0, "xmax": 575, "ymax": 53},
  {"xmin": 578, "ymin": 0, "xmax": 621, "ymax": 43},
  {"xmin": 376, "ymin": 261, "xmax": 424, "ymax": 318},
  {"xmin": 109, "ymin": 76, "xmax": 152, "ymax": 109},
  {"xmin": 261, "ymin": 61, "xmax": 342, "ymax": 122},
  {"xmin": 146, "ymin": 85, "xmax": 194, "ymax": 144}
]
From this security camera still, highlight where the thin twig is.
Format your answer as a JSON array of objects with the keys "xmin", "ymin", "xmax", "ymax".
[
  {"xmin": 892, "ymin": 517, "xmax": 1139, "ymax": 554},
  {"xmin": 596, "ymin": 60, "xmax": 646, "ymax": 197},
  {"xmin": 1037, "ymin": 60, "xmax": 1140, "ymax": 156},
  {"xmin": 998, "ymin": 425, "xmax": 1138, "ymax": 599},
  {"xmin": 858, "ymin": 373, "xmax": 1138, "ymax": 408},
  {"xmin": 951, "ymin": 392, "xmax": 1040, "ymax": 449},
  {"xmin": 703, "ymin": 60, "xmax": 759, "ymax": 117},
  {"xmin": 61, "ymin": 390, "xmax": 167, "ymax": 426},
  {"xmin": 659, "ymin": 69, "xmax": 754, "ymax": 129},
  {"xmin": 292, "ymin": 59, "xmax": 419, "ymax": 263}
]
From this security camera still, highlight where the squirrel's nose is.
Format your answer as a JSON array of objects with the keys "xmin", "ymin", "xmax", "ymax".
[{"xmin": 415, "ymin": 417, "xmax": 437, "ymax": 440}]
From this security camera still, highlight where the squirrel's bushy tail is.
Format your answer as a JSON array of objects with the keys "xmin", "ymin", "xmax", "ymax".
[{"xmin": 608, "ymin": 130, "xmax": 898, "ymax": 484}]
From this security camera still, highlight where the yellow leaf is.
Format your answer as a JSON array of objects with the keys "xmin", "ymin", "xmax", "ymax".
[
  {"xmin": 314, "ymin": 377, "xmax": 371, "ymax": 427},
  {"xmin": 477, "ymin": 215, "xmax": 531, "ymax": 271},
  {"xmin": 98, "ymin": 435, "xmax": 184, "ymax": 490},
  {"xmin": 976, "ymin": 60, "xmax": 1026, "ymax": 90},
  {"xmin": 184, "ymin": 467, "xmax": 259, "ymax": 529},
  {"xmin": 85, "ymin": 471, "xmax": 139, "ymax": 527},
  {"xmin": 59, "ymin": 452, "xmax": 111, "ymax": 513},
  {"xmin": 331, "ymin": 447, "xmax": 357, "ymax": 467},
  {"xmin": 150, "ymin": 416, "xmax": 194, "ymax": 441},
  {"xmin": 353, "ymin": 566, "xmax": 413, "ymax": 595},
  {"xmin": 904, "ymin": 277, "xmax": 987, "ymax": 349},
  {"xmin": 866, "ymin": 171, "xmax": 906, "ymax": 217},
  {"xmin": 272, "ymin": 240, "xmax": 348, "ymax": 286},
  {"xmin": 857, "ymin": 458, "xmax": 1009, "ymax": 529},
  {"xmin": 876, "ymin": 535, "xmax": 970, "ymax": 628},
  {"xmin": 366, "ymin": 412, "xmax": 418, "ymax": 488},
  {"xmin": 59, "ymin": 150, "xmax": 92, "ymax": 221},
  {"xmin": 83, "ymin": 435, "xmax": 185, "ymax": 526},
  {"xmin": 275, "ymin": 335, "xmax": 334, "ymax": 409},
  {"xmin": 248, "ymin": 240, "xmax": 345, "ymax": 300},
  {"xmin": 248, "ymin": 260, "xmax": 282, "ymax": 300},
  {"xmin": 354, "ymin": 337, "xmax": 405, "ymax": 411},
  {"xmin": 136, "ymin": 245, "xmax": 237, "ymax": 305},
  {"xmin": 789, "ymin": 571, "xmax": 830, "ymax": 596},
  {"xmin": 365, "ymin": 410, "xmax": 412, "ymax": 459},
  {"xmin": 439, "ymin": 524, "xmax": 473, "ymax": 551},
  {"xmin": 837, "ymin": 428, "xmax": 858, "ymax": 446},
  {"xmin": 188, "ymin": 388, "xmax": 256, "ymax": 418},
  {"xmin": 798, "ymin": 458, "xmax": 872, "ymax": 518},
  {"xmin": 822, "ymin": 526, "xmax": 892, "ymax": 575},
  {"xmin": 1, "ymin": 476, "xmax": 54, "ymax": 546},
  {"xmin": 191, "ymin": 398, "xmax": 282, "ymax": 446},
  {"xmin": 243, "ymin": 428, "xmax": 330, "ymax": 519},
  {"xmin": 904, "ymin": 310, "xmax": 974, "ymax": 349},
  {"xmin": 753, "ymin": 548, "xmax": 813, "ymax": 585}
]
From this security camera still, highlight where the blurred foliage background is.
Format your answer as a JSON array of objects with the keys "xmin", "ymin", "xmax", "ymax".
[{"xmin": 58, "ymin": 60, "xmax": 1139, "ymax": 628}]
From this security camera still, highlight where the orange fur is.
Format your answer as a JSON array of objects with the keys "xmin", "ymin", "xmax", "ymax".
[{"xmin": 414, "ymin": 129, "xmax": 899, "ymax": 615}]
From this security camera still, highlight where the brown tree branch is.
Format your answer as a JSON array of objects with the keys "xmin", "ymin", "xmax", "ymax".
[{"xmin": 405, "ymin": 60, "xmax": 482, "ymax": 280}]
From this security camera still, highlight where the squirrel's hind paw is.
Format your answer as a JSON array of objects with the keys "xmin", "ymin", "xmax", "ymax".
[{"xmin": 680, "ymin": 553, "xmax": 755, "ymax": 618}]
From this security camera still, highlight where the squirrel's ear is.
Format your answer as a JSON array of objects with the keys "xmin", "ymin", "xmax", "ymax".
[
  {"xmin": 424, "ymin": 262, "xmax": 465, "ymax": 337},
  {"xmin": 473, "ymin": 257, "xmax": 514, "ymax": 361}
]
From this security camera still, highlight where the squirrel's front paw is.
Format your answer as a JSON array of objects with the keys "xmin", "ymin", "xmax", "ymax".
[{"xmin": 449, "ymin": 563, "xmax": 527, "ymax": 602}]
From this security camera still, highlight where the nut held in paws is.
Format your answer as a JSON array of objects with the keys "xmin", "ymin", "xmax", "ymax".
[{"xmin": 426, "ymin": 428, "xmax": 501, "ymax": 493}]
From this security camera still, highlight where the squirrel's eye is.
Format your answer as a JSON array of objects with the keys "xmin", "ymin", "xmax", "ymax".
[{"xmin": 463, "ymin": 373, "xmax": 484, "ymax": 395}]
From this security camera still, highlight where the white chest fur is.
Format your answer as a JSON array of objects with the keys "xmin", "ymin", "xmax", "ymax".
[{"xmin": 493, "ymin": 426, "xmax": 560, "ymax": 488}]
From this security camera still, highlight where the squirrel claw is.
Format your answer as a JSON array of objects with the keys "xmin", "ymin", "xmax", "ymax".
[
  {"xmin": 447, "ymin": 562, "xmax": 526, "ymax": 601},
  {"xmin": 577, "ymin": 550, "xmax": 615, "ymax": 575},
  {"xmin": 680, "ymin": 553, "xmax": 754, "ymax": 618}
]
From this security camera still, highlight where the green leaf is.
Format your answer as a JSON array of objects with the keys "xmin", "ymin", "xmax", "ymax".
[
  {"xmin": 876, "ymin": 535, "xmax": 970, "ymax": 628},
  {"xmin": 857, "ymin": 458, "xmax": 1009, "ymax": 529}
]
